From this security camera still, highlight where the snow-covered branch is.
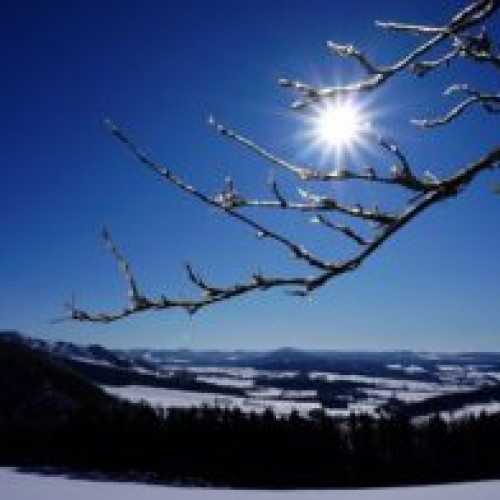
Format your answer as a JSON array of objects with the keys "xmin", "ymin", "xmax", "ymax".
[{"xmin": 69, "ymin": 1, "xmax": 500, "ymax": 323}]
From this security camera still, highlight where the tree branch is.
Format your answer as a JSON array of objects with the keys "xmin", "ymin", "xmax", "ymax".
[
  {"xmin": 70, "ymin": 2, "xmax": 500, "ymax": 323},
  {"xmin": 70, "ymin": 142, "xmax": 500, "ymax": 322},
  {"xmin": 311, "ymin": 214, "xmax": 370, "ymax": 246},
  {"xmin": 210, "ymin": 117, "xmax": 433, "ymax": 192},
  {"xmin": 412, "ymin": 85, "xmax": 500, "ymax": 127},
  {"xmin": 104, "ymin": 120, "xmax": 332, "ymax": 272},
  {"xmin": 279, "ymin": 1, "xmax": 498, "ymax": 109}
]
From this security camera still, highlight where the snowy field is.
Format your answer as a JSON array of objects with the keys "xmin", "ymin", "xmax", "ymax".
[
  {"xmin": 102, "ymin": 383, "xmax": 500, "ymax": 419},
  {"xmin": 441, "ymin": 401, "xmax": 500, "ymax": 420},
  {"xmin": 1, "ymin": 468, "xmax": 500, "ymax": 500},
  {"xmin": 101, "ymin": 385, "xmax": 321, "ymax": 415}
]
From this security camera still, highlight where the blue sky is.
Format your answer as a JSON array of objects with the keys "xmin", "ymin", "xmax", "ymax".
[{"xmin": 1, "ymin": 0, "xmax": 499, "ymax": 351}]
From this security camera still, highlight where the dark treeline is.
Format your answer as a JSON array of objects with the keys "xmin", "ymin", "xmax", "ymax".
[
  {"xmin": 2, "ymin": 402, "xmax": 500, "ymax": 488},
  {"xmin": 65, "ymin": 357, "xmax": 246, "ymax": 397},
  {"xmin": 1, "ymin": 337, "xmax": 500, "ymax": 488}
]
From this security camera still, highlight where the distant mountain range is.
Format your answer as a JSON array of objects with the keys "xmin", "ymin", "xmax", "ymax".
[
  {"xmin": 2, "ymin": 329, "xmax": 500, "ymax": 419},
  {"xmin": 3, "ymin": 329, "xmax": 500, "ymax": 370}
]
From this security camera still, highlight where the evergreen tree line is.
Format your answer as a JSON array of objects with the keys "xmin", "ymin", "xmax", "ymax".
[
  {"xmin": 1, "ymin": 338, "xmax": 499, "ymax": 488},
  {"xmin": 1, "ymin": 401, "xmax": 500, "ymax": 488}
]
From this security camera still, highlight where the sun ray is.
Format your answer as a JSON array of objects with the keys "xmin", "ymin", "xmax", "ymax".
[
  {"xmin": 290, "ymin": 94, "xmax": 379, "ymax": 171},
  {"xmin": 314, "ymin": 101, "xmax": 363, "ymax": 147},
  {"xmin": 310, "ymin": 99, "xmax": 370, "ymax": 155}
]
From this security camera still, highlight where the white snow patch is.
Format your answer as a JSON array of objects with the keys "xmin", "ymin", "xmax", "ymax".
[
  {"xmin": 246, "ymin": 388, "xmax": 283, "ymax": 399},
  {"xmin": 67, "ymin": 356, "xmax": 113, "ymax": 368},
  {"xmin": 281, "ymin": 390, "xmax": 317, "ymax": 399},
  {"xmin": 196, "ymin": 376, "xmax": 254, "ymax": 389},
  {"xmin": 240, "ymin": 398, "xmax": 321, "ymax": 415},
  {"xmin": 310, "ymin": 371, "xmax": 474, "ymax": 396},
  {"xmin": 442, "ymin": 401, "xmax": 500, "ymax": 420},
  {"xmin": 362, "ymin": 388, "xmax": 443, "ymax": 403},
  {"xmin": 101, "ymin": 385, "xmax": 320, "ymax": 416},
  {"xmin": 185, "ymin": 366, "xmax": 298, "ymax": 380},
  {"xmin": 310, "ymin": 372, "xmax": 440, "ymax": 391},
  {"xmin": 3, "ymin": 467, "xmax": 500, "ymax": 499},
  {"xmin": 438, "ymin": 364, "xmax": 464, "ymax": 373},
  {"xmin": 244, "ymin": 388, "xmax": 317, "ymax": 401},
  {"xmin": 102, "ymin": 385, "xmax": 240, "ymax": 409},
  {"xmin": 186, "ymin": 366, "xmax": 258, "ymax": 379},
  {"xmin": 387, "ymin": 364, "xmax": 426, "ymax": 374},
  {"xmin": 132, "ymin": 366, "xmax": 161, "ymax": 376}
]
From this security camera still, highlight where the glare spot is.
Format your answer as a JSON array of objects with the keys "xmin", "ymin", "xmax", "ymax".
[{"xmin": 312, "ymin": 101, "xmax": 366, "ymax": 148}]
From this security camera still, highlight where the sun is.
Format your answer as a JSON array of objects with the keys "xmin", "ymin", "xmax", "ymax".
[
  {"xmin": 294, "ymin": 95, "xmax": 375, "ymax": 166},
  {"xmin": 311, "ymin": 100, "xmax": 366, "ymax": 150}
]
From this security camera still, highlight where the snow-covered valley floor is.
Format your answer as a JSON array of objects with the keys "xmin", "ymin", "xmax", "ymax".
[{"xmin": 1, "ymin": 468, "xmax": 500, "ymax": 500}]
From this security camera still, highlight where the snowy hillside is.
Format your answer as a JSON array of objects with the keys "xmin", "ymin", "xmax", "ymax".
[
  {"xmin": 3, "ymin": 331, "xmax": 500, "ymax": 419},
  {"xmin": 1, "ymin": 468, "xmax": 500, "ymax": 500}
]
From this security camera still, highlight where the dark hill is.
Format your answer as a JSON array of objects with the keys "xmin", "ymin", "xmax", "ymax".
[{"xmin": 0, "ymin": 336, "xmax": 111, "ymax": 419}]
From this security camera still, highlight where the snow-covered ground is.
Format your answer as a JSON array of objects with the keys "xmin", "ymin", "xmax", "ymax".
[
  {"xmin": 441, "ymin": 401, "xmax": 500, "ymax": 420},
  {"xmin": 1, "ymin": 468, "xmax": 500, "ymax": 500},
  {"xmin": 309, "ymin": 371, "xmax": 466, "ymax": 393},
  {"xmin": 101, "ymin": 385, "xmax": 321, "ymax": 415},
  {"xmin": 386, "ymin": 364, "xmax": 427, "ymax": 374},
  {"xmin": 99, "ymin": 358, "xmax": 500, "ymax": 419},
  {"xmin": 102, "ymin": 381, "xmax": 500, "ymax": 419},
  {"xmin": 195, "ymin": 375, "xmax": 255, "ymax": 389}
]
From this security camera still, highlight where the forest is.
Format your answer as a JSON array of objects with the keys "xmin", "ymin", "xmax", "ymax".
[{"xmin": 1, "ymin": 338, "xmax": 500, "ymax": 489}]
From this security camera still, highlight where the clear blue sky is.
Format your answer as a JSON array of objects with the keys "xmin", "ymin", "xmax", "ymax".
[{"xmin": 1, "ymin": 0, "xmax": 499, "ymax": 351}]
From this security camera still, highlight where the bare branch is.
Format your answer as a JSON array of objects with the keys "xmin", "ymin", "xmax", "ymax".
[
  {"xmin": 280, "ymin": 0, "xmax": 498, "ymax": 109},
  {"xmin": 105, "ymin": 120, "xmax": 332, "ymax": 272},
  {"xmin": 71, "ymin": 140, "xmax": 500, "ymax": 323},
  {"xmin": 69, "ymin": 270, "xmax": 318, "ymax": 322},
  {"xmin": 311, "ymin": 214, "xmax": 370, "ymax": 246},
  {"xmin": 412, "ymin": 85, "xmax": 500, "ymax": 127},
  {"xmin": 101, "ymin": 227, "xmax": 148, "ymax": 309},
  {"xmin": 71, "ymin": 2, "xmax": 500, "ymax": 323},
  {"xmin": 375, "ymin": 21, "xmax": 446, "ymax": 36},
  {"xmin": 233, "ymin": 193, "xmax": 398, "ymax": 225},
  {"xmin": 209, "ymin": 115, "xmax": 318, "ymax": 180},
  {"xmin": 185, "ymin": 263, "xmax": 225, "ymax": 298},
  {"xmin": 378, "ymin": 1, "xmax": 497, "ymax": 35},
  {"xmin": 210, "ymin": 117, "xmax": 432, "ymax": 192},
  {"xmin": 307, "ymin": 143, "xmax": 500, "ymax": 292},
  {"xmin": 411, "ymin": 48, "xmax": 460, "ymax": 77},
  {"xmin": 327, "ymin": 41, "xmax": 380, "ymax": 74},
  {"xmin": 268, "ymin": 171, "xmax": 288, "ymax": 207},
  {"xmin": 466, "ymin": 47, "xmax": 500, "ymax": 69}
]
